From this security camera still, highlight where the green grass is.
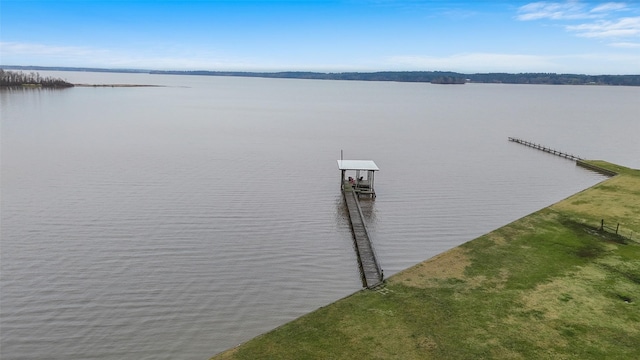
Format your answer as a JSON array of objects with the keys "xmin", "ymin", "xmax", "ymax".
[{"xmin": 212, "ymin": 161, "xmax": 640, "ymax": 359}]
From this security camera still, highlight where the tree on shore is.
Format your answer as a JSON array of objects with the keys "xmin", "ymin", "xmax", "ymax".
[{"xmin": 0, "ymin": 69, "xmax": 74, "ymax": 88}]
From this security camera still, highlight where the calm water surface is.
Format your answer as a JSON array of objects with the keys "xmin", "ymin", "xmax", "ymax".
[{"xmin": 1, "ymin": 72, "xmax": 638, "ymax": 359}]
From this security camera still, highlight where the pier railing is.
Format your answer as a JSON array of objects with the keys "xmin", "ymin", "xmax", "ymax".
[
  {"xmin": 352, "ymin": 193, "xmax": 383, "ymax": 284},
  {"xmin": 508, "ymin": 137, "xmax": 583, "ymax": 161},
  {"xmin": 343, "ymin": 189, "xmax": 384, "ymax": 289},
  {"xmin": 508, "ymin": 137, "xmax": 619, "ymax": 178}
]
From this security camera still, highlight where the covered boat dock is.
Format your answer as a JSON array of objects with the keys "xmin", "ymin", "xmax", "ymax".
[
  {"xmin": 337, "ymin": 160, "xmax": 379, "ymax": 198},
  {"xmin": 337, "ymin": 159, "xmax": 383, "ymax": 288}
]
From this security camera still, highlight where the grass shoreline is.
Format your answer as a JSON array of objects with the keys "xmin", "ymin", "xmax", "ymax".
[{"xmin": 212, "ymin": 160, "xmax": 639, "ymax": 359}]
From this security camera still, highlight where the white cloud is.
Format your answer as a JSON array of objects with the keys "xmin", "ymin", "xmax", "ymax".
[
  {"xmin": 387, "ymin": 52, "xmax": 640, "ymax": 74},
  {"xmin": 517, "ymin": 1, "xmax": 632, "ymax": 20},
  {"xmin": 516, "ymin": 2, "xmax": 640, "ymax": 47},
  {"xmin": 388, "ymin": 53, "xmax": 560, "ymax": 73},
  {"xmin": 0, "ymin": 41, "xmax": 107, "ymax": 57},
  {"xmin": 516, "ymin": 1, "xmax": 591, "ymax": 21},
  {"xmin": 3, "ymin": 41, "xmax": 638, "ymax": 74},
  {"xmin": 567, "ymin": 16, "xmax": 640, "ymax": 38},
  {"xmin": 591, "ymin": 2, "xmax": 627, "ymax": 13},
  {"xmin": 609, "ymin": 41, "xmax": 640, "ymax": 48},
  {"xmin": 0, "ymin": 41, "xmax": 246, "ymax": 70}
]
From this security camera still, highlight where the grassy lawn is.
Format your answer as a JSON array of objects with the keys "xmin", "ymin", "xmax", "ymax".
[{"xmin": 212, "ymin": 161, "xmax": 640, "ymax": 359}]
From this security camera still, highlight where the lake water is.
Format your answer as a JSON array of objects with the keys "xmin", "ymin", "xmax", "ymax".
[{"xmin": 1, "ymin": 72, "xmax": 638, "ymax": 359}]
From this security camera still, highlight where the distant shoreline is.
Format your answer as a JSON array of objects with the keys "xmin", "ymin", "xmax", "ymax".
[{"xmin": 2, "ymin": 65, "xmax": 639, "ymax": 86}]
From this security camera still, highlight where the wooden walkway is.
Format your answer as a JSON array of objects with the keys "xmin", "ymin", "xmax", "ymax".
[
  {"xmin": 343, "ymin": 189, "xmax": 383, "ymax": 289},
  {"xmin": 509, "ymin": 137, "xmax": 583, "ymax": 161}
]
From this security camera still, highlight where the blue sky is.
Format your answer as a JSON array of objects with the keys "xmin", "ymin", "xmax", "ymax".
[{"xmin": 1, "ymin": 0, "xmax": 639, "ymax": 74}]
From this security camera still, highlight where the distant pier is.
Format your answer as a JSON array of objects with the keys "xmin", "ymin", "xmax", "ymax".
[
  {"xmin": 508, "ymin": 137, "xmax": 583, "ymax": 161},
  {"xmin": 508, "ymin": 137, "xmax": 619, "ymax": 176}
]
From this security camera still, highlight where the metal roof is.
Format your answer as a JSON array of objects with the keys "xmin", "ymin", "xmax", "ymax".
[{"xmin": 337, "ymin": 160, "xmax": 379, "ymax": 171}]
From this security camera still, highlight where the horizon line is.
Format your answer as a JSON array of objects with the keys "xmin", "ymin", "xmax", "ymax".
[{"xmin": 2, "ymin": 65, "xmax": 639, "ymax": 77}]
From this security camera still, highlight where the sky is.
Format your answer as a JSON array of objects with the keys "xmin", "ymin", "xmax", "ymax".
[{"xmin": 1, "ymin": 0, "xmax": 639, "ymax": 74}]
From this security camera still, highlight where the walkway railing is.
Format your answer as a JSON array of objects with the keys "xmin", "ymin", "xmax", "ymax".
[
  {"xmin": 508, "ymin": 137, "xmax": 583, "ymax": 161},
  {"xmin": 343, "ymin": 189, "xmax": 383, "ymax": 289}
]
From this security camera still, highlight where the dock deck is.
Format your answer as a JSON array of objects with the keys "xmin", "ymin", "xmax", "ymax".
[{"xmin": 343, "ymin": 187, "xmax": 383, "ymax": 288}]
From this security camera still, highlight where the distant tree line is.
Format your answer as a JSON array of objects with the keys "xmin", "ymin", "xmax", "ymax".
[
  {"xmin": 149, "ymin": 70, "xmax": 640, "ymax": 86},
  {"xmin": 0, "ymin": 69, "xmax": 74, "ymax": 88},
  {"xmin": 2, "ymin": 66, "xmax": 639, "ymax": 86},
  {"xmin": 465, "ymin": 72, "xmax": 640, "ymax": 86}
]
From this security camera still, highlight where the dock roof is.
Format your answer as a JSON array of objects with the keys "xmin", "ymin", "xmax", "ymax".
[{"xmin": 337, "ymin": 160, "xmax": 379, "ymax": 171}]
